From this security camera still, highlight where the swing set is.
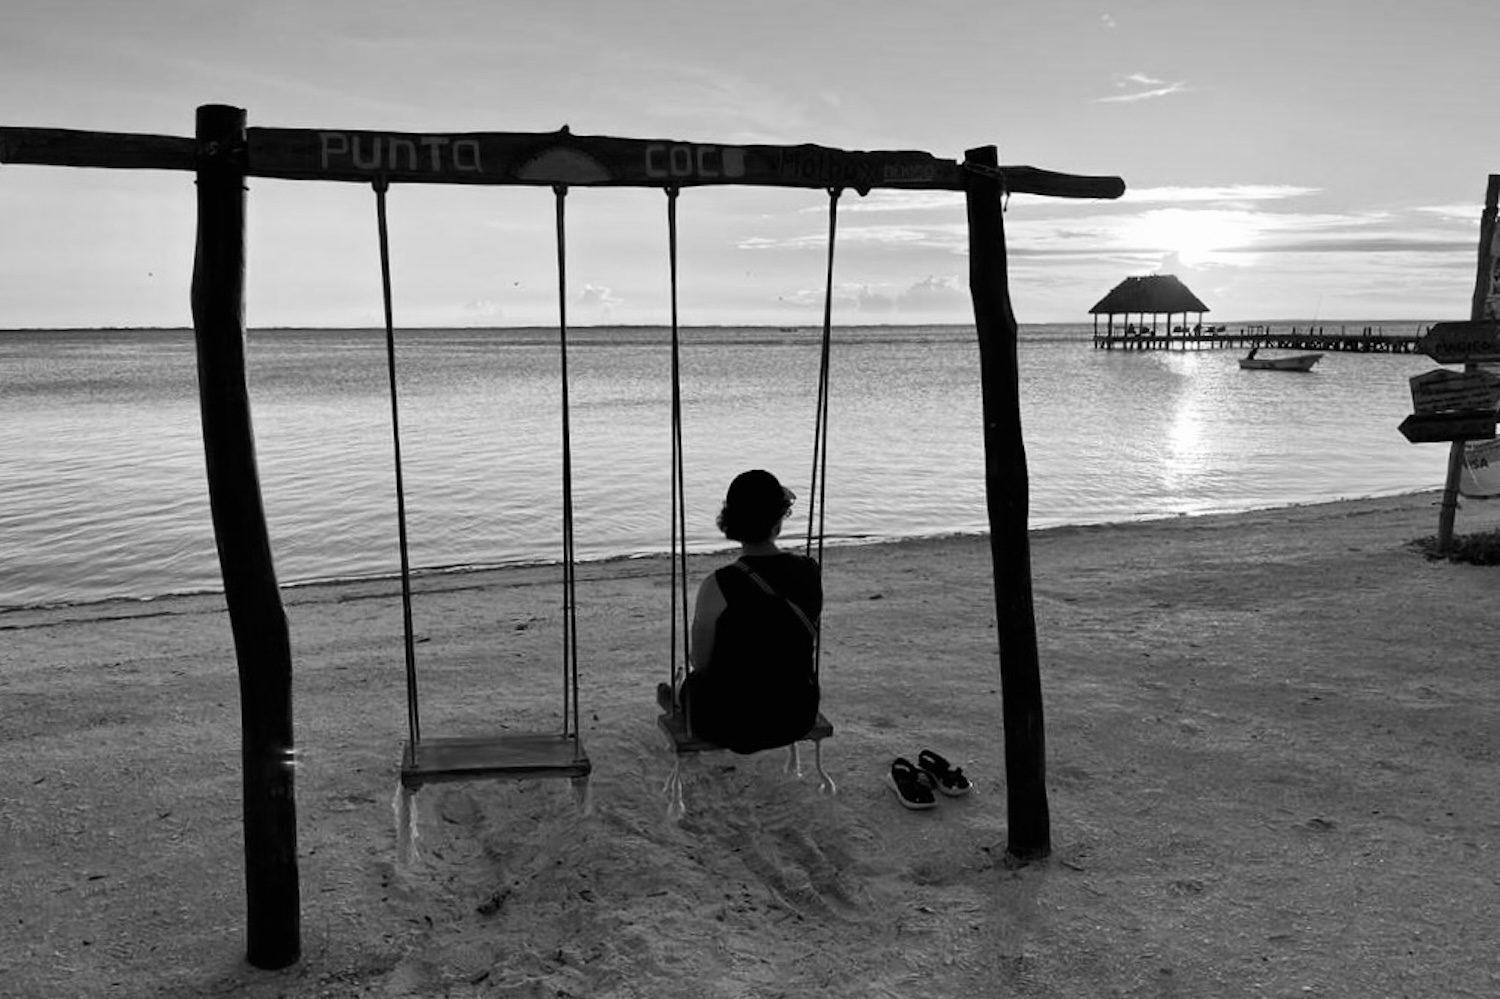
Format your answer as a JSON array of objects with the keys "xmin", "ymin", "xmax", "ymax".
[{"xmin": 0, "ymin": 106, "xmax": 1123, "ymax": 970}]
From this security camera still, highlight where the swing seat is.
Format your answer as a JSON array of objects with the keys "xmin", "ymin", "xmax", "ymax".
[
  {"xmin": 400, "ymin": 733, "xmax": 591, "ymax": 790},
  {"xmin": 656, "ymin": 710, "xmax": 834, "ymax": 755},
  {"xmin": 657, "ymin": 710, "xmax": 836, "ymax": 818}
]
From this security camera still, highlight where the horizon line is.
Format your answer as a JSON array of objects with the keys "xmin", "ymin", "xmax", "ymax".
[{"xmin": 0, "ymin": 318, "xmax": 1442, "ymax": 335}]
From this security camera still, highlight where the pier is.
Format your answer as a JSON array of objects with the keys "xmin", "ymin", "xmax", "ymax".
[
  {"xmin": 1086, "ymin": 276, "xmax": 1425, "ymax": 354},
  {"xmin": 1091, "ymin": 323, "xmax": 1424, "ymax": 354}
]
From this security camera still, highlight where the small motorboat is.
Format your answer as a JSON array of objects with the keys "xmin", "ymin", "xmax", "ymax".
[{"xmin": 1238, "ymin": 351, "xmax": 1323, "ymax": 372}]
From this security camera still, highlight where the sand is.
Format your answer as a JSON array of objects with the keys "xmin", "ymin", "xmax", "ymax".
[{"xmin": 3, "ymin": 491, "xmax": 1499, "ymax": 998}]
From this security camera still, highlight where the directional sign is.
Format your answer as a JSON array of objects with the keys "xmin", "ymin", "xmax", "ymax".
[
  {"xmin": 1398, "ymin": 410, "xmax": 1499, "ymax": 444},
  {"xmin": 1417, "ymin": 320, "xmax": 1500, "ymax": 364},
  {"xmin": 1409, "ymin": 368, "xmax": 1500, "ymax": 414}
]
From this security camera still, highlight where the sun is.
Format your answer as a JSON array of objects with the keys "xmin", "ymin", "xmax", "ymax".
[{"xmin": 1125, "ymin": 208, "xmax": 1257, "ymax": 267}]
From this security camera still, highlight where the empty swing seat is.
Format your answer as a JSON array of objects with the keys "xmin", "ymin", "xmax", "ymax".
[{"xmin": 400, "ymin": 733, "xmax": 591, "ymax": 790}]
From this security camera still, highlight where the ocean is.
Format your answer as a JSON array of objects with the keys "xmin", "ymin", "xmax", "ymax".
[{"xmin": 0, "ymin": 323, "xmax": 1450, "ymax": 611}]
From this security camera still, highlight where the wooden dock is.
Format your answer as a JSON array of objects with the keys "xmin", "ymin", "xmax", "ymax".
[{"xmin": 1092, "ymin": 323, "xmax": 1424, "ymax": 354}]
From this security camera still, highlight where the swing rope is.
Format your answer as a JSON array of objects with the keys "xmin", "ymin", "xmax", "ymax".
[
  {"xmin": 666, "ymin": 188, "xmax": 692, "ymax": 690},
  {"xmin": 804, "ymin": 188, "xmax": 841, "ymax": 674},
  {"xmin": 806, "ymin": 188, "xmax": 839, "ymax": 565},
  {"xmin": 554, "ymin": 184, "xmax": 582, "ymax": 743},
  {"xmin": 374, "ymin": 176, "xmax": 421, "ymax": 749}
]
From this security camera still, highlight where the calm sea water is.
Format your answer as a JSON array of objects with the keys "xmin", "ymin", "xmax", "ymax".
[{"xmin": 0, "ymin": 323, "xmax": 1447, "ymax": 610}]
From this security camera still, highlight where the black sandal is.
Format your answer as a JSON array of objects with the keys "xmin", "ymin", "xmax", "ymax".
[
  {"xmin": 887, "ymin": 757, "xmax": 937, "ymax": 810},
  {"xmin": 917, "ymin": 749, "xmax": 972, "ymax": 797}
]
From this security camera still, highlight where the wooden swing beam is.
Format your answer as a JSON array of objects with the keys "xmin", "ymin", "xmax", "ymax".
[
  {"xmin": 1, "ymin": 104, "xmax": 1123, "ymax": 964},
  {"xmin": 0, "ymin": 120, "xmax": 1121, "ymax": 197}
]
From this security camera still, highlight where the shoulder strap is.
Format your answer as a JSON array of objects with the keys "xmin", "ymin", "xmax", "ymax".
[{"xmin": 732, "ymin": 561, "xmax": 818, "ymax": 640}]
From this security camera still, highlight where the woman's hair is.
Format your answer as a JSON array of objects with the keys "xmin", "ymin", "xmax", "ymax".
[{"xmin": 716, "ymin": 469, "xmax": 794, "ymax": 543}]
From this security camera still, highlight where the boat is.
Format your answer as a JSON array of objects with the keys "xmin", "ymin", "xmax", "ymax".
[{"xmin": 1238, "ymin": 352, "xmax": 1323, "ymax": 372}]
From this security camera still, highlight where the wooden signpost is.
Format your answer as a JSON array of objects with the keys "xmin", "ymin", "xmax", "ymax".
[
  {"xmin": 1409, "ymin": 368, "xmax": 1500, "ymax": 414},
  {"xmin": 1398, "ymin": 411, "xmax": 1498, "ymax": 444},
  {"xmin": 1402, "ymin": 174, "xmax": 1500, "ymax": 551},
  {"xmin": 1400, "ymin": 335, "xmax": 1500, "ymax": 445},
  {"xmin": 1416, "ymin": 320, "xmax": 1500, "ymax": 364}
]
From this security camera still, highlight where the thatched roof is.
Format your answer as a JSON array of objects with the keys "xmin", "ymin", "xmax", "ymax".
[{"xmin": 1089, "ymin": 274, "xmax": 1209, "ymax": 315}]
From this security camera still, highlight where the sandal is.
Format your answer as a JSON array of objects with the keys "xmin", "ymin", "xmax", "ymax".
[
  {"xmin": 916, "ymin": 749, "xmax": 972, "ymax": 797},
  {"xmin": 886, "ymin": 758, "xmax": 937, "ymax": 810}
]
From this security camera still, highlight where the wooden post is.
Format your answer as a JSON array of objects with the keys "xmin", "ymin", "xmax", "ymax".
[
  {"xmin": 1436, "ymin": 175, "xmax": 1500, "ymax": 553},
  {"xmin": 191, "ymin": 104, "xmax": 301, "ymax": 969},
  {"xmin": 964, "ymin": 145, "xmax": 1051, "ymax": 862}
]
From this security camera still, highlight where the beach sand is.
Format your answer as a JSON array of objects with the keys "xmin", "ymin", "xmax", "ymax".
[{"xmin": 4, "ymin": 492, "xmax": 1499, "ymax": 998}]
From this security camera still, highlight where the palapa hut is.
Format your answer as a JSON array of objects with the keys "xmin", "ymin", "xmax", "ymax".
[{"xmin": 1089, "ymin": 274, "xmax": 1210, "ymax": 338}]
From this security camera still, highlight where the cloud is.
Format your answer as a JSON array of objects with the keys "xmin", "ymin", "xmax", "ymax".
[
  {"xmin": 1242, "ymin": 236, "xmax": 1473, "ymax": 255},
  {"xmin": 626, "ymin": 64, "xmax": 816, "ymax": 144},
  {"xmin": 1121, "ymin": 185, "xmax": 1321, "ymax": 204},
  {"xmin": 998, "ymin": 205, "xmax": 1476, "ymax": 272},
  {"xmin": 1096, "ymin": 73, "xmax": 1190, "ymax": 103},
  {"xmin": 832, "ymin": 191, "xmax": 965, "ymax": 214},
  {"xmin": 855, "ymin": 186, "xmax": 1318, "ymax": 215},
  {"xmin": 1414, "ymin": 203, "xmax": 1488, "ymax": 222},
  {"xmin": 1101, "ymin": 14, "xmax": 1117, "ymax": 28},
  {"xmin": 828, "ymin": 186, "xmax": 1319, "ymax": 218},
  {"xmin": 739, "ymin": 234, "xmax": 826, "ymax": 251},
  {"xmin": 740, "ymin": 223, "xmax": 962, "ymax": 252},
  {"xmin": 577, "ymin": 283, "xmax": 623, "ymax": 311},
  {"xmin": 841, "ymin": 275, "xmax": 969, "ymax": 315},
  {"xmin": 837, "ymin": 226, "xmax": 951, "ymax": 248},
  {"xmin": 463, "ymin": 298, "xmax": 505, "ymax": 318},
  {"xmin": 854, "ymin": 285, "xmax": 896, "ymax": 313},
  {"xmin": 897, "ymin": 274, "xmax": 967, "ymax": 309}
]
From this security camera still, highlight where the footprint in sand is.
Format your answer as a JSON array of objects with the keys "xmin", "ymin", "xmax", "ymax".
[{"xmin": 678, "ymin": 770, "xmax": 862, "ymax": 918}]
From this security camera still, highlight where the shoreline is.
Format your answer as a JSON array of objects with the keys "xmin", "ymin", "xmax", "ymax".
[
  {"xmin": 4, "ymin": 490, "xmax": 1499, "ymax": 997},
  {"xmin": 1, "ymin": 486, "xmax": 1467, "ymax": 619}
]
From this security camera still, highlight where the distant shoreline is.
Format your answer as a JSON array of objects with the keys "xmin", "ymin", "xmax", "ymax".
[{"xmin": 0, "ymin": 318, "xmax": 1442, "ymax": 335}]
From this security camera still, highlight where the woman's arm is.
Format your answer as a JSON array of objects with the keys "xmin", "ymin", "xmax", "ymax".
[{"xmin": 689, "ymin": 572, "xmax": 727, "ymax": 672}]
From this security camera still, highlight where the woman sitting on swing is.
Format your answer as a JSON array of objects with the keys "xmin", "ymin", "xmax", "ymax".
[{"xmin": 659, "ymin": 469, "xmax": 823, "ymax": 754}]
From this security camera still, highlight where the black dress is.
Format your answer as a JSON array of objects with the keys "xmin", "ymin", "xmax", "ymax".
[{"xmin": 682, "ymin": 552, "xmax": 822, "ymax": 754}]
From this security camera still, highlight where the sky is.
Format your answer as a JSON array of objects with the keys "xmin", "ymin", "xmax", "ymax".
[{"xmin": 1, "ymin": 0, "xmax": 1495, "ymax": 329}]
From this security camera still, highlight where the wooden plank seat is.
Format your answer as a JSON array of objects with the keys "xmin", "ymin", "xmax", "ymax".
[
  {"xmin": 395, "ymin": 733, "xmax": 592, "ymax": 864},
  {"xmin": 656, "ymin": 710, "xmax": 834, "ymax": 755},
  {"xmin": 400, "ymin": 732, "xmax": 591, "ymax": 791},
  {"xmin": 656, "ymin": 711, "xmax": 836, "ymax": 819}
]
